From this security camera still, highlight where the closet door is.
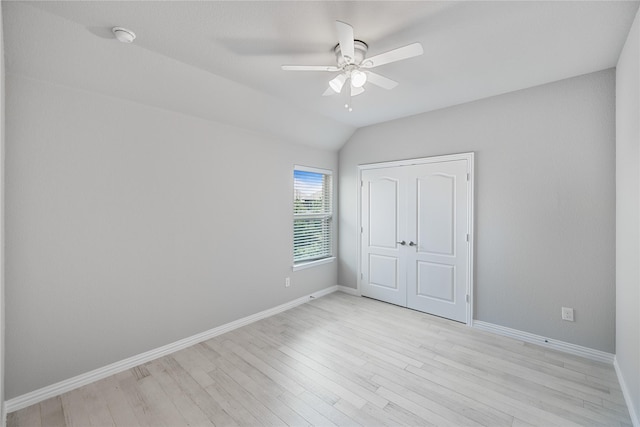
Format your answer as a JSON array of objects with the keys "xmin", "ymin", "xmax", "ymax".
[
  {"xmin": 360, "ymin": 167, "xmax": 408, "ymax": 307},
  {"xmin": 359, "ymin": 155, "xmax": 473, "ymax": 323},
  {"xmin": 406, "ymin": 160, "xmax": 469, "ymax": 322}
]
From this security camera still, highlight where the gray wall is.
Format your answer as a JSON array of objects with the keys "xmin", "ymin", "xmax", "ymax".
[
  {"xmin": 339, "ymin": 70, "xmax": 615, "ymax": 353},
  {"xmin": 616, "ymin": 7, "xmax": 640, "ymax": 422},
  {"xmin": 5, "ymin": 74, "xmax": 338, "ymax": 399}
]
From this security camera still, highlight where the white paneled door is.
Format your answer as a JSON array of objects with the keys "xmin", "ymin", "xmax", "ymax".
[
  {"xmin": 360, "ymin": 154, "xmax": 473, "ymax": 323},
  {"xmin": 360, "ymin": 166, "xmax": 408, "ymax": 307}
]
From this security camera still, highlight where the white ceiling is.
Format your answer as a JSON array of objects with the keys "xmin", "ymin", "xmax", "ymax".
[{"xmin": 4, "ymin": 1, "xmax": 639, "ymax": 150}]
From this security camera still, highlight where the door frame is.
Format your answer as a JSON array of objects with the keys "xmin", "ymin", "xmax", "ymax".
[{"xmin": 357, "ymin": 152, "xmax": 475, "ymax": 326}]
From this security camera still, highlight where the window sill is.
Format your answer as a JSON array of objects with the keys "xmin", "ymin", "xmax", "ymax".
[{"xmin": 292, "ymin": 257, "xmax": 336, "ymax": 271}]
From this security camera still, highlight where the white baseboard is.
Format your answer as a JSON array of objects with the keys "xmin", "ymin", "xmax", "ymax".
[
  {"xmin": 4, "ymin": 285, "xmax": 339, "ymax": 413},
  {"xmin": 473, "ymin": 321, "xmax": 615, "ymax": 364},
  {"xmin": 614, "ymin": 357, "xmax": 640, "ymax": 427},
  {"xmin": 337, "ymin": 285, "xmax": 361, "ymax": 296}
]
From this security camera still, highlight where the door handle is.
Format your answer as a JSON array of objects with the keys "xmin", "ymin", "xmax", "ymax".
[
  {"xmin": 396, "ymin": 240, "xmax": 406, "ymax": 246},
  {"xmin": 409, "ymin": 241, "xmax": 416, "ymax": 247}
]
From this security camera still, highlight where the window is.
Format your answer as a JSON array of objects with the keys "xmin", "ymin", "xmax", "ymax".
[{"xmin": 293, "ymin": 166, "xmax": 333, "ymax": 266}]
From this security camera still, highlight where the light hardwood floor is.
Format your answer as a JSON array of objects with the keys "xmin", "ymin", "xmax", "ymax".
[{"xmin": 7, "ymin": 292, "xmax": 632, "ymax": 427}]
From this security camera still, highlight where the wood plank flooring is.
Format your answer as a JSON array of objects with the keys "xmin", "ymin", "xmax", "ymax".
[{"xmin": 7, "ymin": 292, "xmax": 632, "ymax": 426}]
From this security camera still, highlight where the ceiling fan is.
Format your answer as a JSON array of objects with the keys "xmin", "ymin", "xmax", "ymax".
[{"xmin": 281, "ymin": 21, "xmax": 424, "ymax": 111}]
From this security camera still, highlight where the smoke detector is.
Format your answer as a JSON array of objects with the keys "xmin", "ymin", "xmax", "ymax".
[{"xmin": 112, "ymin": 27, "xmax": 136, "ymax": 43}]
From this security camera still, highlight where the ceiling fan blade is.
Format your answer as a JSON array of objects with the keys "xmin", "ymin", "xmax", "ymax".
[
  {"xmin": 365, "ymin": 71, "xmax": 399, "ymax": 90},
  {"xmin": 281, "ymin": 65, "xmax": 339, "ymax": 72},
  {"xmin": 361, "ymin": 42, "xmax": 424, "ymax": 68},
  {"xmin": 335, "ymin": 21, "xmax": 355, "ymax": 64},
  {"xmin": 351, "ymin": 85, "xmax": 365, "ymax": 97},
  {"xmin": 322, "ymin": 87, "xmax": 336, "ymax": 96}
]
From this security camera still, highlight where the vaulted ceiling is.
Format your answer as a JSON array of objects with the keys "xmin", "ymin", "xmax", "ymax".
[{"xmin": 4, "ymin": 1, "xmax": 639, "ymax": 150}]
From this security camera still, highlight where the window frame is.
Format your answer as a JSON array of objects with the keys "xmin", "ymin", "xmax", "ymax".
[{"xmin": 292, "ymin": 165, "xmax": 335, "ymax": 270}]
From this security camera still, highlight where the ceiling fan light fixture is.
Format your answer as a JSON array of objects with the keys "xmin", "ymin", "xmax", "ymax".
[
  {"xmin": 329, "ymin": 74, "xmax": 347, "ymax": 93},
  {"xmin": 351, "ymin": 70, "xmax": 367, "ymax": 88}
]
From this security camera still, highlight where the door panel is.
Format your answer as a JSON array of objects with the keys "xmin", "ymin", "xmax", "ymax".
[
  {"xmin": 407, "ymin": 160, "xmax": 468, "ymax": 322},
  {"xmin": 369, "ymin": 178, "xmax": 399, "ymax": 249},
  {"xmin": 360, "ymin": 169, "xmax": 407, "ymax": 307},
  {"xmin": 416, "ymin": 261, "xmax": 455, "ymax": 301},
  {"xmin": 369, "ymin": 254, "xmax": 399, "ymax": 289},
  {"xmin": 418, "ymin": 174, "xmax": 455, "ymax": 256}
]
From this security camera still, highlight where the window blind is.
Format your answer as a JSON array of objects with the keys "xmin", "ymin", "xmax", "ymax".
[{"xmin": 293, "ymin": 167, "xmax": 333, "ymax": 264}]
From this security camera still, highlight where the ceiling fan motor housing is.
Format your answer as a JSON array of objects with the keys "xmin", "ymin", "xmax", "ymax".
[{"xmin": 335, "ymin": 40, "xmax": 368, "ymax": 66}]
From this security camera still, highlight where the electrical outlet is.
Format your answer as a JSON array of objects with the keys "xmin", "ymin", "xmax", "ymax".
[
  {"xmin": 285, "ymin": 277, "xmax": 291, "ymax": 288},
  {"xmin": 561, "ymin": 307, "xmax": 574, "ymax": 322}
]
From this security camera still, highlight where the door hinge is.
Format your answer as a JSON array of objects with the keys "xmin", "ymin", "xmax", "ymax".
[
  {"xmin": 466, "ymin": 233, "xmax": 469, "ymax": 242},
  {"xmin": 466, "ymin": 294, "xmax": 470, "ymax": 303},
  {"xmin": 361, "ymin": 273, "xmax": 364, "ymax": 279},
  {"xmin": 361, "ymin": 226, "xmax": 363, "ymax": 233},
  {"xmin": 361, "ymin": 180, "xmax": 364, "ymax": 187},
  {"xmin": 466, "ymin": 173, "xmax": 470, "ymax": 181}
]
